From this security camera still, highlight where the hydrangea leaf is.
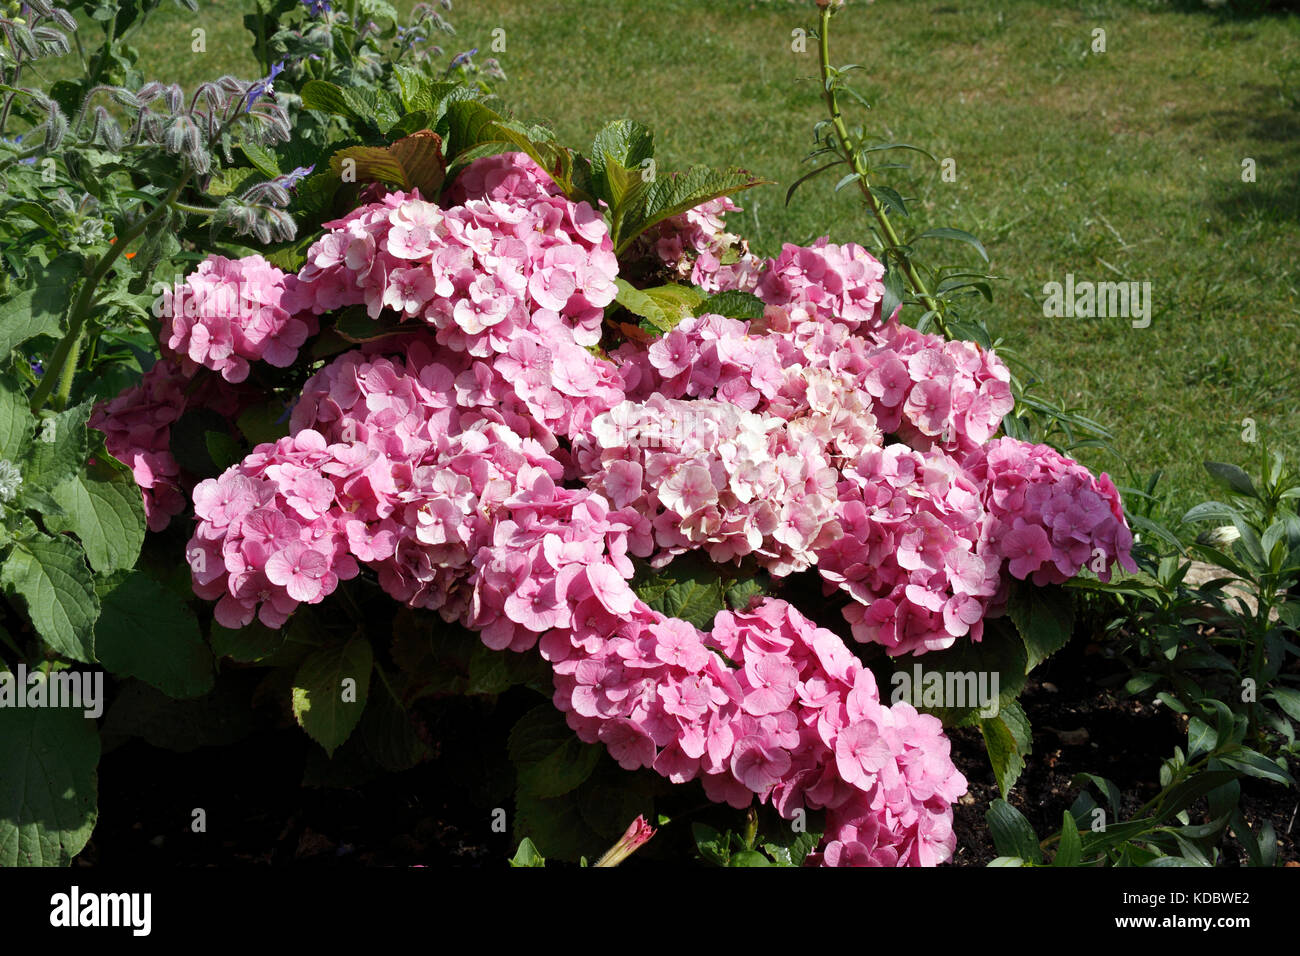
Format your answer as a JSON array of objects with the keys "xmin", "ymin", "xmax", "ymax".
[
  {"xmin": 292, "ymin": 639, "xmax": 373, "ymax": 757},
  {"xmin": 0, "ymin": 702, "xmax": 99, "ymax": 866},
  {"xmin": 1006, "ymin": 582, "xmax": 1075, "ymax": 672},
  {"xmin": 980, "ymin": 701, "xmax": 1031, "ymax": 799},
  {"xmin": 95, "ymin": 571, "xmax": 213, "ymax": 698},
  {"xmin": 509, "ymin": 703, "xmax": 602, "ymax": 799}
]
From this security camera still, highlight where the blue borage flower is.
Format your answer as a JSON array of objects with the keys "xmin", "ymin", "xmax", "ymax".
[{"xmin": 245, "ymin": 60, "xmax": 286, "ymax": 112}]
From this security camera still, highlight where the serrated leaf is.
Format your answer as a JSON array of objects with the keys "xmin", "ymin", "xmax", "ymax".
[
  {"xmin": 508, "ymin": 703, "xmax": 602, "ymax": 799},
  {"xmin": 292, "ymin": 639, "xmax": 373, "ymax": 757},
  {"xmin": 0, "ymin": 254, "xmax": 81, "ymax": 356},
  {"xmin": 894, "ymin": 617, "xmax": 1027, "ymax": 727},
  {"xmin": 0, "ymin": 534, "xmax": 98, "ymax": 662},
  {"xmin": 0, "ymin": 703, "xmax": 99, "ymax": 866},
  {"xmin": 24, "ymin": 401, "xmax": 91, "ymax": 492},
  {"xmin": 634, "ymin": 557, "xmax": 727, "ymax": 630},
  {"xmin": 94, "ymin": 571, "xmax": 212, "ymax": 698},
  {"xmin": 1006, "ymin": 582, "xmax": 1074, "ymax": 671},
  {"xmin": 299, "ymin": 79, "xmax": 356, "ymax": 119},
  {"xmin": 240, "ymin": 142, "xmax": 281, "ymax": 178},
  {"xmin": 980, "ymin": 701, "xmax": 1031, "ymax": 798},
  {"xmin": 46, "ymin": 457, "xmax": 145, "ymax": 574},
  {"xmin": 0, "ymin": 373, "xmax": 34, "ymax": 462},
  {"xmin": 612, "ymin": 279, "xmax": 705, "ymax": 333},
  {"xmin": 694, "ymin": 289, "xmax": 766, "ymax": 321},
  {"xmin": 329, "ymin": 129, "xmax": 446, "ymax": 197},
  {"xmin": 622, "ymin": 164, "xmax": 769, "ymax": 254}
]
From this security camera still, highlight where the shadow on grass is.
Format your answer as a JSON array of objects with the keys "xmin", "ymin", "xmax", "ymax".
[
  {"xmin": 1170, "ymin": 86, "xmax": 1300, "ymax": 223},
  {"xmin": 1159, "ymin": 0, "xmax": 1300, "ymax": 19}
]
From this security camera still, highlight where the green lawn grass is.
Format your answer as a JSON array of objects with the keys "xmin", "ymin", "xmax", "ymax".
[{"xmin": 46, "ymin": 0, "xmax": 1300, "ymax": 518}]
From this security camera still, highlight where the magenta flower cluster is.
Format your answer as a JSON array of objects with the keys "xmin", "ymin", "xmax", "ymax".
[{"xmin": 94, "ymin": 151, "xmax": 1137, "ymax": 867}]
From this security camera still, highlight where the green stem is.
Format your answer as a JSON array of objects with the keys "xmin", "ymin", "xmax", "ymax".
[
  {"xmin": 817, "ymin": 6, "xmax": 946, "ymax": 336},
  {"xmin": 172, "ymin": 200, "xmax": 221, "ymax": 216},
  {"xmin": 29, "ymin": 175, "xmax": 190, "ymax": 412},
  {"xmin": 52, "ymin": 325, "xmax": 85, "ymax": 411}
]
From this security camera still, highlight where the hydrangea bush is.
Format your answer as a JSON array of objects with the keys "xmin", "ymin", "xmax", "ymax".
[
  {"xmin": 1, "ymin": 0, "xmax": 1173, "ymax": 868},
  {"xmin": 85, "ymin": 132, "xmax": 1136, "ymax": 864}
]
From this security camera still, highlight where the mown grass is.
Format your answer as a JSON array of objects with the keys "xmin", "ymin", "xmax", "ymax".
[{"xmin": 42, "ymin": 0, "xmax": 1300, "ymax": 517}]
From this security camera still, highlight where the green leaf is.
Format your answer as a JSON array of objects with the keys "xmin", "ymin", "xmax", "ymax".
[
  {"xmin": 728, "ymin": 849, "xmax": 773, "ymax": 867},
  {"xmin": 623, "ymin": 165, "xmax": 768, "ymax": 254},
  {"xmin": 589, "ymin": 119, "xmax": 656, "ymax": 234},
  {"xmin": 986, "ymin": 799, "xmax": 1041, "ymax": 863},
  {"xmin": 94, "ymin": 571, "xmax": 213, "ymax": 698},
  {"xmin": 613, "ymin": 279, "xmax": 706, "ymax": 333},
  {"xmin": 916, "ymin": 227, "xmax": 989, "ymax": 264},
  {"xmin": 24, "ymin": 401, "xmax": 91, "ymax": 492},
  {"xmin": 508, "ymin": 703, "xmax": 602, "ymax": 799},
  {"xmin": 509, "ymin": 837, "xmax": 546, "ymax": 867},
  {"xmin": 762, "ymin": 826, "xmax": 821, "ymax": 867},
  {"xmin": 893, "ymin": 617, "xmax": 1027, "ymax": 727},
  {"xmin": 299, "ymin": 80, "xmax": 357, "ymax": 119},
  {"xmin": 45, "ymin": 456, "xmax": 146, "ymax": 574},
  {"xmin": 0, "ymin": 534, "xmax": 98, "ymax": 661},
  {"xmin": 1217, "ymin": 748, "xmax": 1294, "ymax": 786},
  {"xmin": 1267, "ymin": 687, "xmax": 1300, "ymax": 723},
  {"xmin": 692, "ymin": 822, "xmax": 731, "ymax": 866},
  {"xmin": 0, "ymin": 254, "xmax": 81, "ymax": 356},
  {"xmin": 210, "ymin": 620, "xmax": 285, "ymax": 662},
  {"xmin": 1053, "ymin": 809, "xmax": 1083, "ymax": 867},
  {"xmin": 1006, "ymin": 582, "xmax": 1074, "ymax": 671},
  {"xmin": 240, "ymin": 142, "xmax": 281, "ymax": 178},
  {"xmin": 694, "ymin": 289, "xmax": 766, "ymax": 321},
  {"xmin": 724, "ymin": 576, "xmax": 768, "ymax": 612},
  {"xmin": 980, "ymin": 701, "xmax": 1031, "ymax": 798},
  {"xmin": 0, "ymin": 373, "xmax": 34, "ymax": 462},
  {"xmin": 1203, "ymin": 461, "xmax": 1258, "ymax": 499},
  {"xmin": 1070, "ymin": 772, "xmax": 1122, "ymax": 817},
  {"xmin": 292, "ymin": 639, "xmax": 373, "ymax": 757},
  {"xmin": 0, "ymin": 702, "xmax": 99, "ymax": 866},
  {"xmin": 1182, "ymin": 501, "xmax": 1241, "ymax": 524},
  {"xmin": 634, "ymin": 556, "xmax": 727, "ymax": 630}
]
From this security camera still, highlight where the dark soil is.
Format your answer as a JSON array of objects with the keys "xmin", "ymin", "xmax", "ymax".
[{"xmin": 948, "ymin": 637, "xmax": 1300, "ymax": 867}]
